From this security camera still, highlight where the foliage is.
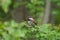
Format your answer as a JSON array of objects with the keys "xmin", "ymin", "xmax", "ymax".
[
  {"xmin": 0, "ymin": 21, "xmax": 60, "ymax": 40},
  {"xmin": 26, "ymin": 0, "xmax": 44, "ymax": 16},
  {"xmin": 0, "ymin": 0, "xmax": 60, "ymax": 24},
  {"xmin": 0, "ymin": 0, "xmax": 60, "ymax": 40},
  {"xmin": 0, "ymin": 0, "xmax": 11, "ymax": 13},
  {"xmin": 51, "ymin": 0, "xmax": 60, "ymax": 24}
]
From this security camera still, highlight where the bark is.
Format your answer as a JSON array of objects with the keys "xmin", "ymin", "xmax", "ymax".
[
  {"xmin": 10, "ymin": 0, "xmax": 28, "ymax": 23},
  {"xmin": 42, "ymin": 0, "xmax": 51, "ymax": 24},
  {"xmin": 49, "ymin": 13, "xmax": 54, "ymax": 24}
]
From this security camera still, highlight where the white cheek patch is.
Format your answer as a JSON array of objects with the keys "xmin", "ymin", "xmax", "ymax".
[{"xmin": 29, "ymin": 18, "xmax": 34, "ymax": 20}]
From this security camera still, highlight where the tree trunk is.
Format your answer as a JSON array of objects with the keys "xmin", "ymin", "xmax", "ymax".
[
  {"xmin": 10, "ymin": 0, "xmax": 28, "ymax": 23},
  {"xmin": 42, "ymin": 0, "xmax": 51, "ymax": 24}
]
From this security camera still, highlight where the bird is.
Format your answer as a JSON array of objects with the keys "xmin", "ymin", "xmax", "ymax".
[{"xmin": 27, "ymin": 17, "xmax": 37, "ymax": 27}]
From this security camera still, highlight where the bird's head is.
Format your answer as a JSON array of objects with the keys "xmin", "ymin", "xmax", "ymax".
[
  {"xmin": 27, "ymin": 16, "xmax": 34, "ymax": 21},
  {"xmin": 28, "ymin": 17, "xmax": 36, "ymax": 23}
]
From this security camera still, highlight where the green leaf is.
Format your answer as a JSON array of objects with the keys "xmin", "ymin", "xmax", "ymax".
[
  {"xmin": 13, "ymin": 2, "xmax": 20, "ymax": 8},
  {"xmin": 1, "ymin": 0, "xmax": 11, "ymax": 13},
  {"xmin": 57, "ymin": 2, "xmax": 60, "ymax": 6},
  {"xmin": 2, "ymin": 32, "xmax": 11, "ymax": 40}
]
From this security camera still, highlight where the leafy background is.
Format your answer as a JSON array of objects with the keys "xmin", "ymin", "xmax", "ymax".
[{"xmin": 0, "ymin": 0, "xmax": 60, "ymax": 40}]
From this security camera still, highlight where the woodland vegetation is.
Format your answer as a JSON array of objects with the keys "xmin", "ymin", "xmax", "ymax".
[{"xmin": 0, "ymin": 0, "xmax": 60, "ymax": 40}]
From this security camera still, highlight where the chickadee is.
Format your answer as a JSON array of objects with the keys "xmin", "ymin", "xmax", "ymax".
[{"xmin": 27, "ymin": 17, "xmax": 37, "ymax": 27}]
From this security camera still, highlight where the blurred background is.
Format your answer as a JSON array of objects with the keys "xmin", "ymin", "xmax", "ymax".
[{"xmin": 0, "ymin": 0, "xmax": 60, "ymax": 40}]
